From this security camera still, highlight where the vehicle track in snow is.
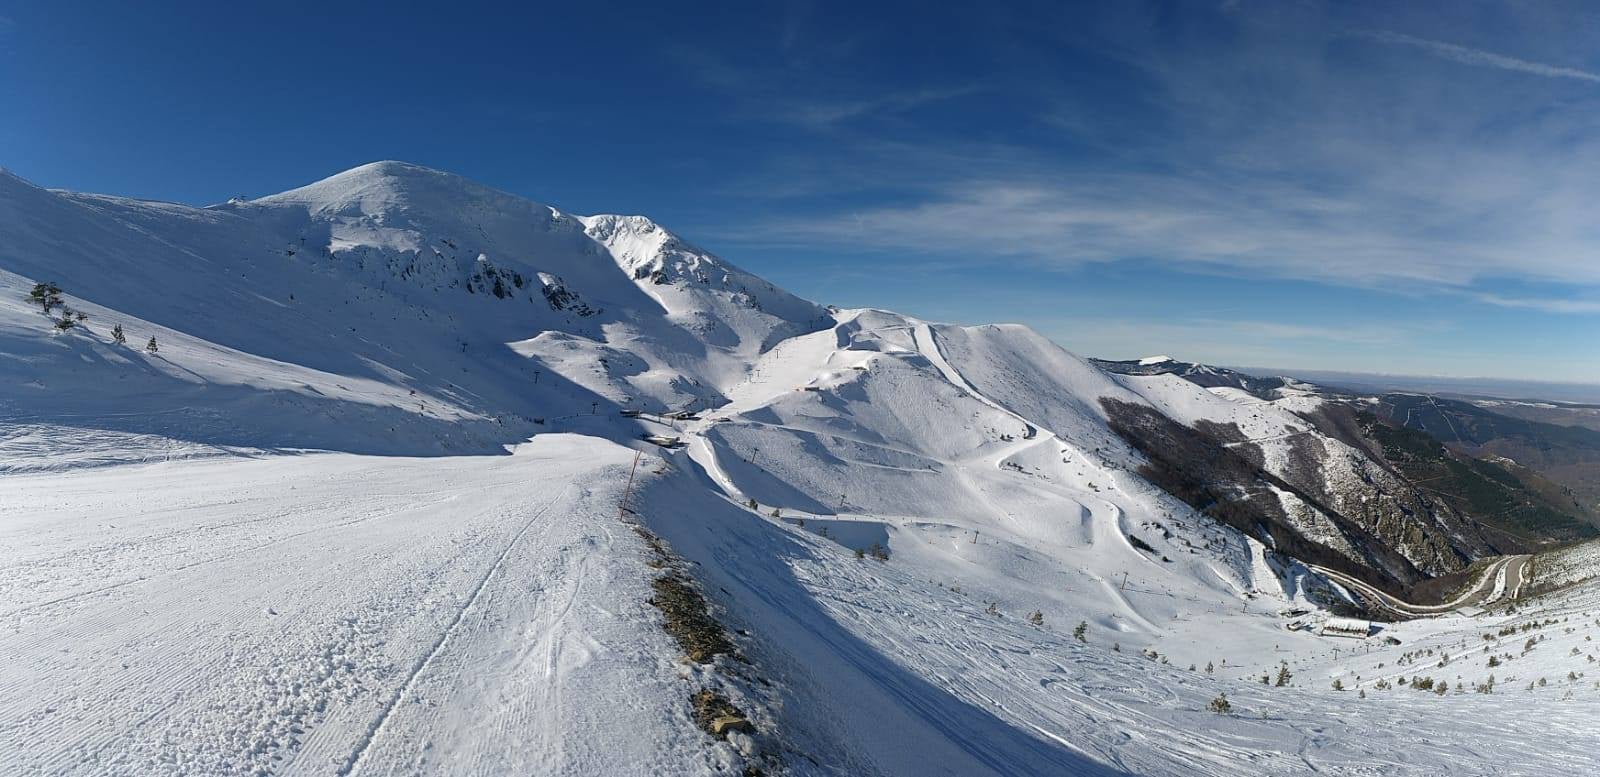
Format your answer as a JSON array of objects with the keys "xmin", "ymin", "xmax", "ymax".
[{"xmin": 338, "ymin": 483, "xmax": 575, "ymax": 775}]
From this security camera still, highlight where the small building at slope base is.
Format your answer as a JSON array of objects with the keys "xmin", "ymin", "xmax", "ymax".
[{"xmin": 1318, "ymin": 617, "xmax": 1374, "ymax": 638}]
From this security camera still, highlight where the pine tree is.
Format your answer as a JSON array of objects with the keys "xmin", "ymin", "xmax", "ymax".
[
  {"xmin": 1275, "ymin": 663, "xmax": 1292, "ymax": 687},
  {"xmin": 1332, "ymin": 678, "xmax": 1344, "ymax": 691},
  {"xmin": 145, "ymin": 337, "xmax": 159, "ymax": 354},
  {"xmin": 1208, "ymin": 693, "xmax": 1231, "ymax": 714},
  {"xmin": 112, "ymin": 324, "xmax": 126, "ymax": 344},
  {"xmin": 28, "ymin": 282, "xmax": 63, "ymax": 314},
  {"xmin": 1027, "ymin": 610, "xmax": 1044, "ymax": 626},
  {"xmin": 1073, "ymin": 621, "xmax": 1088, "ymax": 642}
]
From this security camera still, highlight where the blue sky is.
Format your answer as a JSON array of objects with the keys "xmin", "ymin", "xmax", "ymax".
[{"xmin": 3, "ymin": 0, "xmax": 1598, "ymax": 382}]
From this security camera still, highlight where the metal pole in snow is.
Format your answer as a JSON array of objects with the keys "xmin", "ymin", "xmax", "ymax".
[{"xmin": 618, "ymin": 450, "xmax": 643, "ymax": 521}]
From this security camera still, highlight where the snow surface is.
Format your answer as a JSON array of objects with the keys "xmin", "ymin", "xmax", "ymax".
[
  {"xmin": 0, "ymin": 435, "xmax": 741, "ymax": 775},
  {"xmin": 4, "ymin": 162, "xmax": 1600, "ymax": 775}
]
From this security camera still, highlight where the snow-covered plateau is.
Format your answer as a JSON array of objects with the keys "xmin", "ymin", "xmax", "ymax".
[{"xmin": 3, "ymin": 162, "xmax": 1598, "ymax": 775}]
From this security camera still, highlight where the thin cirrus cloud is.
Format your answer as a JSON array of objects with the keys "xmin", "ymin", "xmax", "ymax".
[
  {"xmin": 737, "ymin": 176, "xmax": 1600, "ymax": 301},
  {"xmin": 1357, "ymin": 30, "xmax": 1600, "ymax": 83},
  {"xmin": 773, "ymin": 86, "xmax": 981, "ymax": 131},
  {"xmin": 706, "ymin": 14, "xmax": 1600, "ymax": 315},
  {"xmin": 1037, "ymin": 316, "xmax": 1434, "ymax": 366},
  {"xmin": 679, "ymin": 1, "xmax": 1600, "ymax": 381},
  {"xmin": 1471, "ymin": 293, "xmax": 1600, "ymax": 315}
]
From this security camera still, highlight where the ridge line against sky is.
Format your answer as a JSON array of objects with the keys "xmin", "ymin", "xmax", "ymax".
[{"xmin": 1, "ymin": 0, "xmax": 1596, "ymax": 381}]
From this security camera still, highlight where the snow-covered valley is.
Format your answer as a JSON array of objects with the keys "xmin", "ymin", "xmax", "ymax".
[{"xmin": 4, "ymin": 162, "xmax": 1600, "ymax": 775}]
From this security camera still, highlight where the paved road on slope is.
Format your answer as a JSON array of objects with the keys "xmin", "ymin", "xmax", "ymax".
[{"xmin": 1309, "ymin": 554, "xmax": 1531, "ymax": 620}]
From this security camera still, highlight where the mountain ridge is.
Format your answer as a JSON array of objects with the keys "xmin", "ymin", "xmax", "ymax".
[{"xmin": 4, "ymin": 161, "xmax": 1576, "ymax": 592}]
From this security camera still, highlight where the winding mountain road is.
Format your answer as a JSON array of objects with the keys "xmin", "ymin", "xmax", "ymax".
[{"xmin": 1309, "ymin": 554, "xmax": 1530, "ymax": 620}]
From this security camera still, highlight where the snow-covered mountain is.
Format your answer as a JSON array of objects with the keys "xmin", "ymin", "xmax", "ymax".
[
  {"xmin": 1, "ymin": 161, "xmax": 828, "ymax": 457},
  {"xmin": 1099, "ymin": 356, "xmax": 1597, "ymax": 552},
  {"xmin": 1091, "ymin": 355, "xmax": 1300, "ymax": 397},
  {"xmin": 5, "ymin": 162, "xmax": 1599, "ymax": 776}
]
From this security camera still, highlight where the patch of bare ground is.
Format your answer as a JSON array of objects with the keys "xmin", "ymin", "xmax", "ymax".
[{"xmin": 629, "ymin": 520, "xmax": 774, "ymax": 773}]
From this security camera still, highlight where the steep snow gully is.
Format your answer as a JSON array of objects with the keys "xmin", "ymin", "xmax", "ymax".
[{"xmin": 4, "ymin": 162, "xmax": 1599, "ymax": 776}]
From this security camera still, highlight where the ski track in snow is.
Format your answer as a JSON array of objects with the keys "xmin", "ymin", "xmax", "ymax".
[
  {"xmin": 0, "ymin": 436, "xmax": 721, "ymax": 777},
  {"xmin": 336, "ymin": 482, "xmax": 575, "ymax": 775}
]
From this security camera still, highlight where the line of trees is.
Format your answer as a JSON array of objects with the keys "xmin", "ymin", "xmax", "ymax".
[{"xmin": 28, "ymin": 282, "xmax": 157, "ymax": 353}]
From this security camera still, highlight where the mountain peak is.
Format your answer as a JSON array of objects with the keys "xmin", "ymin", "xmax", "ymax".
[{"xmin": 252, "ymin": 160, "xmax": 541, "ymax": 218}]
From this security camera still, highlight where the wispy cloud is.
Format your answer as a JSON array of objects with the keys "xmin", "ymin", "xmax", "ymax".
[
  {"xmin": 774, "ymin": 86, "xmax": 979, "ymax": 130},
  {"xmin": 653, "ymin": 1, "xmax": 1600, "ymax": 379},
  {"xmin": 702, "ymin": 6, "xmax": 1600, "ymax": 314},
  {"xmin": 1358, "ymin": 30, "xmax": 1600, "ymax": 83},
  {"xmin": 670, "ymin": 42, "xmax": 978, "ymax": 131},
  {"xmin": 1471, "ymin": 293, "xmax": 1600, "ymax": 314},
  {"xmin": 1195, "ymin": 318, "xmax": 1418, "ymax": 347},
  {"xmin": 1035, "ymin": 315, "xmax": 1439, "ymax": 367},
  {"xmin": 731, "ymin": 169, "xmax": 1600, "ymax": 297}
]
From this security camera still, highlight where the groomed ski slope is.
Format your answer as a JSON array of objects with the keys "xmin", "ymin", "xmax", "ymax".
[
  {"xmin": 0, "ymin": 435, "xmax": 741, "ymax": 776},
  {"xmin": 681, "ymin": 310, "xmax": 1315, "ymax": 673}
]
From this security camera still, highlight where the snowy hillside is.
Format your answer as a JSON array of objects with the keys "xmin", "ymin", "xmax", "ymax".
[
  {"xmin": 1, "ymin": 162, "xmax": 827, "ymax": 460},
  {"xmin": 5, "ymin": 162, "xmax": 1600, "ymax": 775}
]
